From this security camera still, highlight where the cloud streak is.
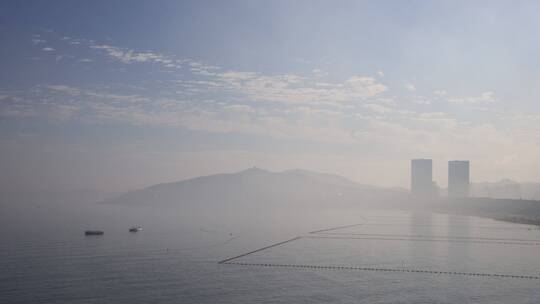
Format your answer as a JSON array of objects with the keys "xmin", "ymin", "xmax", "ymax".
[{"xmin": 9, "ymin": 34, "xmax": 540, "ymax": 185}]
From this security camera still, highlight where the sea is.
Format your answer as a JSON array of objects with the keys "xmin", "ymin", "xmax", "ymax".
[{"xmin": 2, "ymin": 200, "xmax": 540, "ymax": 303}]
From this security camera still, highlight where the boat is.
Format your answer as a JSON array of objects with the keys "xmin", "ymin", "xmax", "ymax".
[
  {"xmin": 129, "ymin": 226, "xmax": 142, "ymax": 232},
  {"xmin": 84, "ymin": 230, "xmax": 104, "ymax": 236}
]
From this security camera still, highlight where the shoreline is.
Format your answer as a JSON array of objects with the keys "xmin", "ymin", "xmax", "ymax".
[{"xmin": 491, "ymin": 215, "xmax": 540, "ymax": 227}]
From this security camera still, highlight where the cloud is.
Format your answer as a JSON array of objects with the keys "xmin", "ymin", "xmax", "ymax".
[
  {"xmin": 6, "ymin": 79, "xmax": 540, "ymax": 181},
  {"xmin": 215, "ymin": 72, "xmax": 387, "ymax": 104},
  {"xmin": 433, "ymin": 90, "xmax": 447, "ymax": 97},
  {"xmin": 224, "ymin": 104, "xmax": 255, "ymax": 113},
  {"xmin": 312, "ymin": 68, "xmax": 326, "ymax": 77},
  {"xmin": 188, "ymin": 60, "xmax": 220, "ymax": 75},
  {"xmin": 42, "ymin": 47, "xmax": 55, "ymax": 52},
  {"xmin": 363, "ymin": 103, "xmax": 393, "ymax": 113},
  {"xmin": 6, "ymin": 83, "xmax": 361, "ymax": 143},
  {"xmin": 404, "ymin": 83, "xmax": 416, "ymax": 92},
  {"xmin": 71, "ymin": 39, "xmax": 388, "ymax": 105},
  {"xmin": 31, "ymin": 38, "xmax": 46, "ymax": 45},
  {"xmin": 90, "ymin": 44, "xmax": 182, "ymax": 68},
  {"xmin": 412, "ymin": 98, "xmax": 431, "ymax": 105},
  {"xmin": 447, "ymin": 91, "xmax": 495, "ymax": 104},
  {"xmin": 49, "ymin": 104, "xmax": 81, "ymax": 121},
  {"xmin": 9, "ymin": 33, "xmax": 540, "ymax": 188},
  {"xmin": 46, "ymin": 85, "xmax": 81, "ymax": 94}
]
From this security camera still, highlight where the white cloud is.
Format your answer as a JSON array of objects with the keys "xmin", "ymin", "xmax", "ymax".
[
  {"xmin": 10, "ymin": 34, "xmax": 540, "ymax": 188},
  {"xmin": 7, "ymin": 79, "xmax": 540, "ymax": 183},
  {"xmin": 404, "ymin": 83, "xmax": 416, "ymax": 92},
  {"xmin": 224, "ymin": 104, "xmax": 255, "ymax": 113},
  {"xmin": 448, "ymin": 91, "xmax": 495, "ymax": 104},
  {"xmin": 77, "ymin": 40, "xmax": 388, "ymax": 104},
  {"xmin": 188, "ymin": 60, "xmax": 220, "ymax": 75},
  {"xmin": 90, "ymin": 44, "xmax": 182, "ymax": 68},
  {"xmin": 433, "ymin": 90, "xmax": 447, "ymax": 97},
  {"xmin": 49, "ymin": 104, "xmax": 81, "ymax": 121},
  {"xmin": 42, "ymin": 47, "xmax": 55, "ymax": 52},
  {"xmin": 31, "ymin": 38, "xmax": 46, "ymax": 45},
  {"xmin": 363, "ymin": 103, "xmax": 392, "ymax": 113},
  {"xmin": 46, "ymin": 85, "xmax": 80, "ymax": 95},
  {"xmin": 412, "ymin": 98, "xmax": 431, "ymax": 105},
  {"xmin": 215, "ymin": 72, "xmax": 386, "ymax": 104},
  {"xmin": 312, "ymin": 68, "xmax": 326, "ymax": 77}
]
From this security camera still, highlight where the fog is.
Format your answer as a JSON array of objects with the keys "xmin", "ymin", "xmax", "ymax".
[
  {"xmin": 3, "ymin": 1, "xmax": 540, "ymax": 303},
  {"xmin": 2, "ymin": 1, "xmax": 540, "ymax": 194}
]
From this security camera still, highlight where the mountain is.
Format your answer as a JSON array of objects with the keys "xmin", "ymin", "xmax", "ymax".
[{"xmin": 103, "ymin": 167, "xmax": 399, "ymax": 208}]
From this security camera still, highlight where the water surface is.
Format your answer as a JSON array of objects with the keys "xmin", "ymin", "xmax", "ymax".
[{"xmin": 1, "ymin": 202, "xmax": 539, "ymax": 303}]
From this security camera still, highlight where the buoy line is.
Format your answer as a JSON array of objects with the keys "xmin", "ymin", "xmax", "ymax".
[
  {"xmin": 304, "ymin": 235, "xmax": 540, "ymax": 246},
  {"xmin": 308, "ymin": 224, "xmax": 364, "ymax": 234},
  {"xmin": 314, "ymin": 232, "xmax": 540, "ymax": 243},
  {"xmin": 218, "ymin": 236, "xmax": 302, "ymax": 264},
  {"xmin": 222, "ymin": 262, "xmax": 540, "ymax": 280}
]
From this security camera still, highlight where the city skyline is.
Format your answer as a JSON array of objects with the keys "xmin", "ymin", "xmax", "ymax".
[{"xmin": 411, "ymin": 158, "xmax": 472, "ymax": 195}]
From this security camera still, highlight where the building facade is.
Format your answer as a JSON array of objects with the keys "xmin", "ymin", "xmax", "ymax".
[
  {"xmin": 448, "ymin": 160, "xmax": 470, "ymax": 197},
  {"xmin": 411, "ymin": 159, "xmax": 434, "ymax": 195}
]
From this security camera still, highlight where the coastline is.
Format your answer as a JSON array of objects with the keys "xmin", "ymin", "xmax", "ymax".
[{"xmin": 491, "ymin": 215, "xmax": 540, "ymax": 227}]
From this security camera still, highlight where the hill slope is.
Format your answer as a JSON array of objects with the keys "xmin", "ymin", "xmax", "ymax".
[{"xmin": 103, "ymin": 167, "xmax": 397, "ymax": 208}]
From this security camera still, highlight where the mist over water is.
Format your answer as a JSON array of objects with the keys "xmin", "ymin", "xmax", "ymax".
[
  {"xmin": 3, "ymin": 1, "xmax": 540, "ymax": 302},
  {"xmin": 2, "ymin": 197, "xmax": 540, "ymax": 303}
]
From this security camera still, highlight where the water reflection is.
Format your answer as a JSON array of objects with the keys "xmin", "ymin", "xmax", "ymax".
[
  {"xmin": 446, "ymin": 215, "xmax": 471, "ymax": 269},
  {"xmin": 409, "ymin": 212, "xmax": 433, "ymax": 270}
]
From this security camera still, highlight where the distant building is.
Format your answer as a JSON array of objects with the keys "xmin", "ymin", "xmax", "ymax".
[
  {"xmin": 411, "ymin": 159, "xmax": 434, "ymax": 195},
  {"xmin": 448, "ymin": 160, "xmax": 470, "ymax": 197}
]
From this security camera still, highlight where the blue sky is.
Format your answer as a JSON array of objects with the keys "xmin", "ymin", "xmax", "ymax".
[{"xmin": 1, "ymin": 1, "xmax": 540, "ymax": 192}]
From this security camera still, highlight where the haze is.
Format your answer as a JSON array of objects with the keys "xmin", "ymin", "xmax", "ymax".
[
  {"xmin": 6, "ymin": 2, "xmax": 540, "ymax": 303},
  {"xmin": 1, "ymin": 1, "xmax": 540, "ymax": 193}
]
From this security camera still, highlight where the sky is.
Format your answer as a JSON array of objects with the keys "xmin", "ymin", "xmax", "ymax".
[{"xmin": 1, "ymin": 0, "xmax": 540, "ymax": 192}]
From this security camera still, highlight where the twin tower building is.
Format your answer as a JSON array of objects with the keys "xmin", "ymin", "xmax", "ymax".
[{"xmin": 411, "ymin": 159, "xmax": 470, "ymax": 197}]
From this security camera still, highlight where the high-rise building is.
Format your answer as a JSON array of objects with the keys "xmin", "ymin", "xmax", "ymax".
[
  {"xmin": 448, "ymin": 160, "xmax": 470, "ymax": 197},
  {"xmin": 411, "ymin": 159, "xmax": 433, "ymax": 195}
]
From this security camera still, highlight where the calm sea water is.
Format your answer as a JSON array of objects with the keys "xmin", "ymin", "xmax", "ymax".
[{"xmin": 2, "ymin": 201, "xmax": 540, "ymax": 303}]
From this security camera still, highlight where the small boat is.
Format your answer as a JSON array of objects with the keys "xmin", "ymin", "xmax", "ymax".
[
  {"xmin": 129, "ymin": 226, "xmax": 142, "ymax": 232},
  {"xmin": 85, "ymin": 230, "xmax": 104, "ymax": 236}
]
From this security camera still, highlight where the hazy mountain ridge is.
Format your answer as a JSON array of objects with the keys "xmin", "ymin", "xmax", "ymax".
[
  {"xmin": 103, "ymin": 167, "xmax": 398, "ymax": 208},
  {"xmin": 101, "ymin": 168, "xmax": 540, "ymax": 225},
  {"xmin": 471, "ymin": 179, "xmax": 540, "ymax": 200}
]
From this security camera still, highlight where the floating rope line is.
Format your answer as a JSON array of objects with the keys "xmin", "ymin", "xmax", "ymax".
[
  {"xmin": 218, "ymin": 236, "xmax": 302, "ymax": 264},
  {"xmin": 217, "ymin": 232, "xmax": 540, "ymax": 266},
  {"xmin": 338, "ymin": 223, "xmax": 536, "ymax": 230},
  {"xmin": 218, "ymin": 222, "xmax": 540, "ymax": 280},
  {"xmin": 304, "ymin": 235, "xmax": 540, "ymax": 246},
  {"xmin": 313, "ymin": 232, "xmax": 540, "ymax": 244},
  {"xmin": 308, "ymin": 224, "xmax": 364, "ymax": 234},
  {"xmin": 222, "ymin": 262, "xmax": 540, "ymax": 280}
]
